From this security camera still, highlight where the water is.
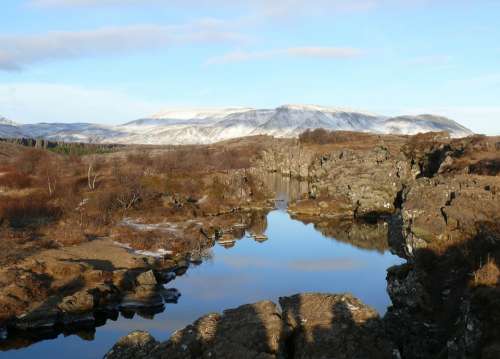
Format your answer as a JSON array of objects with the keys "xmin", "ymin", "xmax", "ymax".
[{"xmin": 1, "ymin": 209, "xmax": 403, "ymax": 359}]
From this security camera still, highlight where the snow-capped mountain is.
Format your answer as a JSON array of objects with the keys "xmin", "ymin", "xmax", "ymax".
[
  {"xmin": 0, "ymin": 116, "xmax": 26, "ymax": 138},
  {"xmin": 0, "ymin": 116, "xmax": 17, "ymax": 126},
  {"xmin": 0, "ymin": 105, "xmax": 473, "ymax": 145}
]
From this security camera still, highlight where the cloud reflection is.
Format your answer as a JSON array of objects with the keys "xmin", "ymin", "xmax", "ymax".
[{"xmin": 219, "ymin": 254, "xmax": 364, "ymax": 272}]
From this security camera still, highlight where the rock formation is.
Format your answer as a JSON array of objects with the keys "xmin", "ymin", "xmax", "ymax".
[{"xmin": 105, "ymin": 293, "xmax": 398, "ymax": 359}]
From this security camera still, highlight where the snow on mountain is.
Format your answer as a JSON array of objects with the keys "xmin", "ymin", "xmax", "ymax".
[
  {"xmin": 0, "ymin": 116, "xmax": 26, "ymax": 138},
  {"xmin": 0, "ymin": 105, "xmax": 473, "ymax": 145},
  {"xmin": 0, "ymin": 116, "xmax": 18, "ymax": 126},
  {"xmin": 381, "ymin": 115, "xmax": 472, "ymax": 137},
  {"xmin": 150, "ymin": 107, "xmax": 253, "ymax": 121},
  {"xmin": 20, "ymin": 123, "xmax": 124, "ymax": 143}
]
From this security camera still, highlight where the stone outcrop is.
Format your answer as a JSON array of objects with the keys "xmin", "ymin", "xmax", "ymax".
[
  {"xmin": 0, "ymin": 238, "xmax": 183, "ymax": 342},
  {"xmin": 105, "ymin": 331, "xmax": 159, "ymax": 359},
  {"xmin": 260, "ymin": 133, "xmax": 500, "ymax": 358},
  {"xmin": 280, "ymin": 293, "xmax": 397, "ymax": 359},
  {"xmin": 260, "ymin": 138, "xmax": 414, "ymax": 220},
  {"xmin": 401, "ymin": 174, "xmax": 500, "ymax": 256},
  {"xmin": 386, "ymin": 168, "xmax": 500, "ymax": 358},
  {"xmin": 104, "ymin": 293, "xmax": 398, "ymax": 359}
]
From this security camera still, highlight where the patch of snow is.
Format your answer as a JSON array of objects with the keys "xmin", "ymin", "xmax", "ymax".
[
  {"xmin": 120, "ymin": 218, "xmax": 180, "ymax": 233},
  {"xmin": 112, "ymin": 241, "xmax": 173, "ymax": 258}
]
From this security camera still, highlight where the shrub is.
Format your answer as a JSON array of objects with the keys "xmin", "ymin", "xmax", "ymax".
[
  {"xmin": 0, "ymin": 194, "xmax": 61, "ymax": 228},
  {"xmin": 13, "ymin": 148, "xmax": 47, "ymax": 175}
]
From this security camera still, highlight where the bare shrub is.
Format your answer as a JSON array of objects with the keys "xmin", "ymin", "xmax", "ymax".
[
  {"xmin": 13, "ymin": 148, "xmax": 47, "ymax": 175},
  {"xmin": 0, "ymin": 193, "xmax": 61, "ymax": 228}
]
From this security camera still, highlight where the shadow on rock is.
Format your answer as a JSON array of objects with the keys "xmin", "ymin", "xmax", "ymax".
[{"xmin": 105, "ymin": 293, "xmax": 398, "ymax": 359}]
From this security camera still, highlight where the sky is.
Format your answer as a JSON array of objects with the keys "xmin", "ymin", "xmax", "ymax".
[{"xmin": 0, "ymin": 0, "xmax": 499, "ymax": 135}]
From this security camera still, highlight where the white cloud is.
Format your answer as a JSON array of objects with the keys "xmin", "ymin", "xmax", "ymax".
[
  {"xmin": 206, "ymin": 47, "xmax": 363, "ymax": 65},
  {"xmin": 0, "ymin": 23, "xmax": 246, "ymax": 71}
]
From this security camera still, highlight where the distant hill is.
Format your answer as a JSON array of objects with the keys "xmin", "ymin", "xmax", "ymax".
[{"xmin": 0, "ymin": 105, "xmax": 473, "ymax": 145}]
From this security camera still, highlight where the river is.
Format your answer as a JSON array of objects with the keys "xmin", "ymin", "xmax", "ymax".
[{"xmin": 1, "ymin": 203, "xmax": 403, "ymax": 358}]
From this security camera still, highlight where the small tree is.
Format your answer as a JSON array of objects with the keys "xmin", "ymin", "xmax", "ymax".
[{"xmin": 87, "ymin": 156, "xmax": 102, "ymax": 191}]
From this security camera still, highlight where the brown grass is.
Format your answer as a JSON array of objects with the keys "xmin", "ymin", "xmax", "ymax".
[{"xmin": 0, "ymin": 171, "xmax": 32, "ymax": 189}]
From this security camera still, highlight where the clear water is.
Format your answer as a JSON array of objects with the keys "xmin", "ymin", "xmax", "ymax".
[{"xmin": 1, "ymin": 209, "xmax": 403, "ymax": 359}]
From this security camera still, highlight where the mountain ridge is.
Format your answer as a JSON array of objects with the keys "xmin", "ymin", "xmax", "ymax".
[{"xmin": 0, "ymin": 105, "xmax": 474, "ymax": 145}]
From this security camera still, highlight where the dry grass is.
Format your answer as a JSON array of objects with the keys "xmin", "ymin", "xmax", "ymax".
[{"xmin": 0, "ymin": 171, "xmax": 32, "ymax": 189}]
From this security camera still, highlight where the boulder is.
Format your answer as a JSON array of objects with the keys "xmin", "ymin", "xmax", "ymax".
[
  {"xmin": 58, "ymin": 290, "xmax": 95, "ymax": 313},
  {"xmin": 280, "ymin": 293, "xmax": 397, "ymax": 359},
  {"xmin": 105, "ymin": 331, "xmax": 159, "ymax": 359},
  {"xmin": 161, "ymin": 300, "xmax": 288, "ymax": 359},
  {"xmin": 402, "ymin": 175, "xmax": 500, "ymax": 254}
]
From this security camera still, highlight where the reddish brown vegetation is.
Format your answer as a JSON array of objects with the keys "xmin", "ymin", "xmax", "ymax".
[
  {"xmin": 0, "ymin": 138, "xmax": 270, "ymax": 261},
  {"xmin": 0, "ymin": 193, "xmax": 61, "ymax": 228}
]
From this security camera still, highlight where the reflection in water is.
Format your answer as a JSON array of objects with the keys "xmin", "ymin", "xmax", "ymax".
[
  {"xmin": 262, "ymin": 172, "xmax": 310, "ymax": 208},
  {"xmin": 292, "ymin": 215, "xmax": 391, "ymax": 253},
  {"xmin": 1, "ymin": 177, "xmax": 404, "ymax": 359}
]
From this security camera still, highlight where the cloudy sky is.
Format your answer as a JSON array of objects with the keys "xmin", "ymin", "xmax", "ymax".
[{"xmin": 1, "ymin": 0, "xmax": 499, "ymax": 134}]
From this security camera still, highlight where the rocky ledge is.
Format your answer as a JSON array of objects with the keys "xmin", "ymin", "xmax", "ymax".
[
  {"xmin": 105, "ymin": 293, "xmax": 399, "ymax": 359},
  {"xmin": 0, "ymin": 238, "xmax": 187, "ymax": 345}
]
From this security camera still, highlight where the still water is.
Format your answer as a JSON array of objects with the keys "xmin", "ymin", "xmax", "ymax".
[{"xmin": 2, "ymin": 209, "xmax": 403, "ymax": 359}]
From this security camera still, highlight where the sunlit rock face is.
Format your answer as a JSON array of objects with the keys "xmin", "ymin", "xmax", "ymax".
[{"xmin": 104, "ymin": 293, "xmax": 398, "ymax": 359}]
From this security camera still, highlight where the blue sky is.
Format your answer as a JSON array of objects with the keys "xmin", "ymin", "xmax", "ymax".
[{"xmin": 0, "ymin": 0, "xmax": 499, "ymax": 134}]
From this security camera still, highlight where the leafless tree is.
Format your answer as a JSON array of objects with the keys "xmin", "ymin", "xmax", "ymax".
[
  {"xmin": 87, "ymin": 156, "xmax": 102, "ymax": 191},
  {"xmin": 37, "ymin": 156, "xmax": 60, "ymax": 197}
]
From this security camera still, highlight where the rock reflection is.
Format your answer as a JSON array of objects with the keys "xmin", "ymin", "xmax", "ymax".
[
  {"xmin": 291, "ymin": 215, "xmax": 390, "ymax": 253},
  {"xmin": 261, "ymin": 172, "xmax": 310, "ymax": 206},
  {"xmin": 0, "ymin": 293, "xmax": 180, "ymax": 352},
  {"xmin": 215, "ymin": 210, "xmax": 270, "ymax": 248}
]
